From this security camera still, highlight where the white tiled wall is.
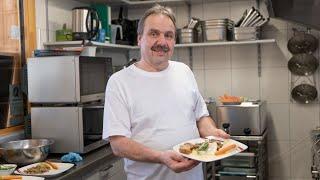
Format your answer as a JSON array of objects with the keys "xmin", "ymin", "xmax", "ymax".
[
  {"xmin": 36, "ymin": 0, "xmax": 320, "ymax": 179},
  {"xmin": 172, "ymin": 1, "xmax": 320, "ymax": 179}
]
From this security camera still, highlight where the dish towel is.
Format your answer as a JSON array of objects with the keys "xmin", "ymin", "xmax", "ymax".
[{"xmin": 61, "ymin": 152, "xmax": 83, "ymax": 163}]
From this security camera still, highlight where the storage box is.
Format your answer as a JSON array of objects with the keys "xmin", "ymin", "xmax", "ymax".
[{"xmin": 234, "ymin": 27, "xmax": 260, "ymax": 41}]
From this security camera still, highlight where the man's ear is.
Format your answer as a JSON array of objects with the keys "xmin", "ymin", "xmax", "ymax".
[{"xmin": 137, "ymin": 35, "xmax": 142, "ymax": 46}]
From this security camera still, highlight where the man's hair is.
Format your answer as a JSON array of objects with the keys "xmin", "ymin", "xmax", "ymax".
[{"xmin": 137, "ymin": 4, "xmax": 176, "ymax": 35}]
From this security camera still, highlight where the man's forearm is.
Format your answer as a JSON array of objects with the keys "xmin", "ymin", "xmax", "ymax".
[
  {"xmin": 197, "ymin": 116, "xmax": 219, "ymax": 137},
  {"xmin": 109, "ymin": 135, "xmax": 162, "ymax": 163}
]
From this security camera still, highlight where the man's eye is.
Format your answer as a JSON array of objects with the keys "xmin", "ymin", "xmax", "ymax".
[
  {"xmin": 150, "ymin": 32, "xmax": 158, "ymax": 37},
  {"xmin": 165, "ymin": 33, "xmax": 174, "ymax": 40}
]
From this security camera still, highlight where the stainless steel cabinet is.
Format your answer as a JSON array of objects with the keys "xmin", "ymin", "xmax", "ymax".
[{"xmin": 82, "ymin": 159, "xmax": 126, "ymax": 180}]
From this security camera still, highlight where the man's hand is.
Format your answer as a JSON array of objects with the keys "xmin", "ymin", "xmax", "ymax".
[
  {"xmin": 159, "ymin": 150, "xmax": 200, "ymax": 173},
  {"xmin": 212, "ymin": 128, "xmax": 230, "ymax": 139},
  {"xmin": 197, "ymin": 116, "xmax": 230, "ymax": 139}
]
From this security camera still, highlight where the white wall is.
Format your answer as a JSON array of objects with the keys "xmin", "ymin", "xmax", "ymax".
[{"xmin": 35, "ymin": 0, "xmax": 320, "ymax": 179}]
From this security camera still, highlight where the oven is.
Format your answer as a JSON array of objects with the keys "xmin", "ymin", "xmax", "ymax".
[
  {"xmin": 27, "ymin": 56, "xmax": 113, "ymax": 103},
  {"xmin": 31, "ymin": 104, "xmax": 107, "ymax": 153}
]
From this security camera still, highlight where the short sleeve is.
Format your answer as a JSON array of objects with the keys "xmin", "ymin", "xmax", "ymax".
[
  {"xmin": 102, "ymin": 78, "xmax": 131, "ymax": 139},
  {"xmin": 184, "ymin": 65, "xmax": 209, "ymax": 120}
]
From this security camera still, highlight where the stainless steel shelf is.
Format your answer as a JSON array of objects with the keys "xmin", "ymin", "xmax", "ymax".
[
  {"xmin": 44, "ymin": 39, "xmax": 276, "ymax": 50},
  {"xmin": 44, "ymin": 41, "xmax": 135, "ymax": 50},
  {"xmin": 74, "ymin": 0, "xmax": 263, "ymax": 6},
  {"xmin": 174, "ymin": 39, "xmax": 276, "ymax": 48}
]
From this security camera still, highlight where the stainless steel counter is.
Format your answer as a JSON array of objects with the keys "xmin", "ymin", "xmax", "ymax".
[{"xmin": 48, "ymin": 145, "xmax": 120, "ymax": 180}]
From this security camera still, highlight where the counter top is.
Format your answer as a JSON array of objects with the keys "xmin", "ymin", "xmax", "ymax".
[{"xmin": 48, "ymin": 145, "xmax": 120, "ymax": 180}]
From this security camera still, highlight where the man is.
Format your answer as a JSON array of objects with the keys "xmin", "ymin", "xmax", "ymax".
[{"xmin": 103, "ymin": 4, "xmax": 229, "ymax": 180}]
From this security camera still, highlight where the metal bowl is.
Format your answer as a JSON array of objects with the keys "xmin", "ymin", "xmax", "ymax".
[{"xmin": 0, "ymin": 139, "xmax": 54, "ymax": 166}]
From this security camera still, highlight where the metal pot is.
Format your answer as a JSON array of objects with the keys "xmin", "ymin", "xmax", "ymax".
[
  {"xmin": 0, "ymin": 139, "xmax": 54, "ymax": 166},
  {"xmin": 291, "ymin": 84, "xmax": 318, "ymax": 103},
  {"xmin": 287, "ymin": 29, "xmax": 318, "ymax": 54},
  {"xmin": 288, "ymin": 53, "xmax": 319, "ymax": 76},
  {"xmin": 177, "ymin": 28, "xmax": 197, "ymax": 44}
]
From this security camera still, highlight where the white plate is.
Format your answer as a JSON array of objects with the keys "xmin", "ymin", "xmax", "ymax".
[
  {"xmin": 14, "ymin": 162, "xmax": 74, "ymax": 177},
  {"xmin": 173, "ymin": 136, "xmax": 248, "ymax": 162},
  {"xmin": 21, "ymin": 176, "xmax": 45, "ymax": 180}
]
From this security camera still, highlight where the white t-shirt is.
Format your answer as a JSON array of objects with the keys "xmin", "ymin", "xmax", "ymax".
[{"xmin": 103, "ymin": 61, "xmax": 209, "ymax": 180}]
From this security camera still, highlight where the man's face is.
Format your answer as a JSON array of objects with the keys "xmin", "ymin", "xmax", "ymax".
[{"xmin": 138, "ymin": 14, "xmax": 176, "ymax": 66}]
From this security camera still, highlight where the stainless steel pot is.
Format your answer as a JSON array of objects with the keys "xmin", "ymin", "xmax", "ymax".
[
  {"xmin": 291, "ymin": 84, "xmax": 318, "ymax": 104},
  {"xmin": 177, "ymin": 28, "xmax": 197, "ymax": 44},
  {"xmin": 288, "ymin": 53, "xmax": 319, "ymax": 76},
  {"xmin": 0, "ymin": 139, "xmax": 54, "ymax": 166}
]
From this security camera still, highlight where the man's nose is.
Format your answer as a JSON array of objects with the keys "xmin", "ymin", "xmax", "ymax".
[{"xmin": 157, "ymin": 34, "xmax": 167, "ymax": 44}]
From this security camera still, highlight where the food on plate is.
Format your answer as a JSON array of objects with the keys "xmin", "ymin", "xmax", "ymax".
[
  {"xmin": 219, "ymin": 94, "xmax": 243, "ymax": 103},
  {"xmin": 179, "ymin": 140, "xmax": 219, "ymax": 155},
  {"xmin": 179, "ymin": 139, "xmax": 238, "ymax": 157},
  {"xmin": 179, "ymin": 143, "xmax": 197, "ymax": 154},
  {"xmin": 0, "ymin": 175, "xmax": 22, "ymax": 180},
  {"xmin": 23, "ymin": 163, "xmax": 51, "ymax": 174},
  {"xmin": 214, "ymin": 143, "xmax": 236, "ymax": 156},
  {"xmin": 45, "ymin": 161, "xmax": 58, "ymax": 170}
]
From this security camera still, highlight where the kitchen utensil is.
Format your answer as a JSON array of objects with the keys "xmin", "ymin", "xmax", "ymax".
[
  {"xmin": 255, "ymin": 18, "xmax": 269, "ymax": 27},
  {"xmin": 288, "ymin": 53, "xmax": 319, "ymax": 76},
  {"xmin": 240, "ymin": 7, "xmax": 255, "ymax": 27},
  {"xmin": 202, "ymin": 19, "xmax": 234, "ymax": 41},
  {"xmin": 242, "ymin": 11, "xmax": 259, "ymax": 27},
  {"xmin": 72, "ymin": 7, "xmax": 100, "ymax": 41},
  {"xmin": 235, "ymin": 10, "xmax": 247, "ymax": 27},
  {"xmin": 246, "ymin": 15, "xmax": 262, "ymax": 27},
  {"xmin": 0, "ymin": 139, "xmax": 54, "ymax": 166},
  {"xmin": 234, "ymin": 27, "xmax": 260, "ymax": 41},
  {"xmin": 177, "ymin": 28, "xmax": 197, "ymax": 44},
  {"xmin": 110, "ymin": 24, "xmax": 123, "ymax": 44},
  {"xmin": 291, "ymin": 84, "xmax": 318, "ymax": 103},
  {"xmin": 287, "ymin": 28, "xmax": 319, "ymax": 54}
]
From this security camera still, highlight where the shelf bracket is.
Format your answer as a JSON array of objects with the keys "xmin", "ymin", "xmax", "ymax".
[{"xmin": 257, "ymin": 44, "xmax": 261, "ymax": 77}]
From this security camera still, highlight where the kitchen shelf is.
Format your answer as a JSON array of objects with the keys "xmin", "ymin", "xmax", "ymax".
[
  {"xmin": 75, "ymin": 0, "xmax": 244, "ymax": 6},
  {"xmin": 44, "ymin": 39, "xmax": 276, "ymax": 50},
  {"xmin": 44, "ymin": 41, "xmax": 134, "ymax": 50},
  {"xmin": 175, "ymin": 39, "xmax": 276, "ymax": 48}
]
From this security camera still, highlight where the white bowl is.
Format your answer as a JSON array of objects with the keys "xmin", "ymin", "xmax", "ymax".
[{"xmin": 0, "ymin": 164, "xmax": 17, "ymax": 175}]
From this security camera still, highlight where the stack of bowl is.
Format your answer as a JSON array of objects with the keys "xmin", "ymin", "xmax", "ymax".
[{"xmin": 201, "ymin": 19, "xmax": 234, "ymax": 41}]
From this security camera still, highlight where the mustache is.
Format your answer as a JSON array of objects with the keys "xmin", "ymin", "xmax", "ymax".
[{"xmin": 151, "ymin": 44, "xmax": 170, "ymax": 53}]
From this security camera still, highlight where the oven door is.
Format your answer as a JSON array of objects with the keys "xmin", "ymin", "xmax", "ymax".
[
  {"xmin": 78, "ymin": 56, "xmax": 113, "ymax": 103},
  {"xmin": 82, "ymin": 105, "xmax": 108, "ymax": 153}
]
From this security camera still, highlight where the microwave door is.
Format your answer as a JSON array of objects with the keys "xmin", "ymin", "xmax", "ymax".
[
  {"xmin": 82, "ymin": 105, "xmax": 107, "ymax": 153},
  {"xmin": 31, "ymin": 107, "xmax": 82, "ymax": 153},
  {"xmin": 28, "ymin": 56, "xmax": 79, "ymax": 103},
  {"xmin": 78, "ymin": 56, "xmax": 112, "ymax": 103}
]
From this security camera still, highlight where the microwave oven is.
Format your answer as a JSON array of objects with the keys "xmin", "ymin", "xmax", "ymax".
[
  {"xmin": 27, "ymin": 56, "xmax": 112, "ymax": 103},
  {"xmin": 31, "ymin": 104, "xmax": 108, "ymax": 153}
]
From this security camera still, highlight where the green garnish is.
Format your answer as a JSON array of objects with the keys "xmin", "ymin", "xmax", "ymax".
[
  {"xmin": 196, "ymin": 141, "xmax": 209, "ymax": 154},
  {"xmin": 0, "ymin": 165, "xmax": 15, "ymax": 170}
]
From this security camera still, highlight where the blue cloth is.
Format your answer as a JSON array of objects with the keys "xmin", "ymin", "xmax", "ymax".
[{"xmin": 61, "ymin": 152, "xmax": 83, "ymax": 163}]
